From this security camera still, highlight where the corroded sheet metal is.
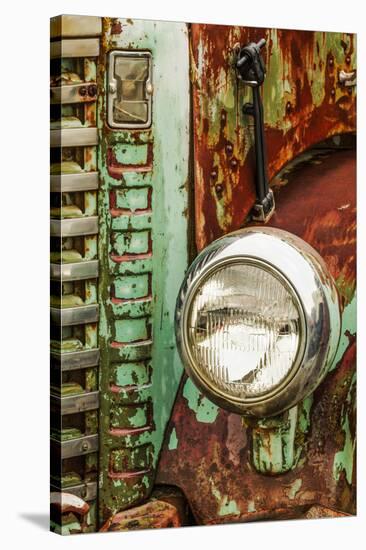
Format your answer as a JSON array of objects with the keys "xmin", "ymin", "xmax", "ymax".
[
  {"xmin": 191, "ymin": 25, "xmax": 356, "ymax": 250},
  {"xmin": 156, "ymin": 148, "xmax": 356, "ymax": 524}
]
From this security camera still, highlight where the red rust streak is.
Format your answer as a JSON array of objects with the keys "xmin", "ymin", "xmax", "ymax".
[
  {"xmin": 109, "ymin": 426, "xmax": 152, "ymax": 437},
  {"xmin": 110, "ymin": 252, "xmax": 152, "ymax": 263}
]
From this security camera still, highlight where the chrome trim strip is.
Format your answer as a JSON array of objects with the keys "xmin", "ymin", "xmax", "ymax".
[
  {"xmin": 50, "ymin": 172, "xmax": 99, "ymax": 193},
  {"xmin": 51, "ymin": 304, "xmax": 99, "ymax": 326},
  {"xmin": 51, "ymin": 349, "xmax": 100, "ymax": 371},
  {"xmin": 50, "ymin": 15, "xmax": 102, "ymax": 38},
  {"xmin": 51, "ymin": 391, "xmax": 99, "ymax": 415},
  {"xmin": 50, "ymin": 83, "xmax": 98, "ymax": 105},
  {"xmin": 51, "ymin": 435, "xmax": 99, "ymax": 459},
  {"xmin": 50, "ymin": 128, "xmax": 98, "ymax": 148},
  {"xmin": 50, "ymin": 38, "xmax": 100, "ymax": 59},
  {"xmin": 50, "ymin": 482, "xmax": 97, "ymax": 502},
  {"xmin": 50, "ymin": 260, "xmax": 99, "ymax": 281},
  {"xmin": 50, "ymin": 216, "xmax": 98, "ymax": 237}
]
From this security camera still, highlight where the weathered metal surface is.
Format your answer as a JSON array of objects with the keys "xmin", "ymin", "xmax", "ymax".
[
  {"xmin": 156, "ymin": 147, "xmax": 356, "ymax": 523},
  {"xmin": 190, "ymin": 25, "xmax": 356, "ymax": 250},
  {"xmin": 97, "ymin": 18, "xmax": 190, "ymax": 524},
  {"xmin": 100, "ymin": 499, "xmax": 181, "ymax": 532}
]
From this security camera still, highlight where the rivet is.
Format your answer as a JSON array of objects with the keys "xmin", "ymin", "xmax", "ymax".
[
  {"xmin": 79, "ymin": 86, "xmax": 87, "ymax": 97},
  {"xmin": 347, "ymin": 87, "xmax": 353, "ymax": 95},
  {"xmin": 329, "ymin": 57, "xmax": 334, "ymax": 68},
  {"xmin": 215, "ymin": 183, "xmax": 224, "ymax": 195},
  {"xmin": 286, "ymin": 101, "xmax": 292, "ymax": 114},
  {"xmin": 226, "ymin": 143, "xmax": 233, "ymax": 156},
  {"xmin": 345, "ymin": 55, "xmax": 351, "ymax": 65},
  {"xmin": 82, "ymin": 442, "xmax": 89, "ymax": 451},
  {"xmin": 331, "ymin": 88, "xmax": 336, "ymax": 97},
  {"xmin": 210, "ymin": 169, "xmax": 218, "ymax": 180},
  {"xmin": 230, "ymin": 158, "xmax": 238, "ymax": 169}
]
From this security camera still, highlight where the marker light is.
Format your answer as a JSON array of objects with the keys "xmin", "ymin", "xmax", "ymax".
[{"xmin": 175, "ymin": 228, "xmax": 341, "ymax": 417}]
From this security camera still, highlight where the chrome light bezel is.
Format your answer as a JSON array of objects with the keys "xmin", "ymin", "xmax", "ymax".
[{"xmin": 175, "ymin": 227, "xmax": 341, "ymax": 417}]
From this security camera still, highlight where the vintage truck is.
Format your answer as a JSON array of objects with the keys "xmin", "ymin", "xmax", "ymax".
[{"xmin": 50, "ymin": 15, "xmax": 356, "ymax": 534}]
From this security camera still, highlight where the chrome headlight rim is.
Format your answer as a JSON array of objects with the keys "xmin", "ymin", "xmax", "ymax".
[{"xmin": 175, "ymin": 227, "xmax": 341, "ymax": 417}]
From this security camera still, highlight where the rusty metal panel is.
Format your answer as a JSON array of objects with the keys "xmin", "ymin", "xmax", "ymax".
[
  {"xmin": 190, "ymin": 25, "xmax": 356, "ymax": 250},
  {"xmin": 156, "ymin": 145, "xmax": 356, "ymax": 523}
]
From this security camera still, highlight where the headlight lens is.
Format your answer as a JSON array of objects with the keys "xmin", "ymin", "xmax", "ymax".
[
  {"xmin": 176, "ymin": 227, "xmax": 341, "ymax": 417},
  {"xmin": 189, "ymin": 261, "xmax": 302, "ymax": 400}
]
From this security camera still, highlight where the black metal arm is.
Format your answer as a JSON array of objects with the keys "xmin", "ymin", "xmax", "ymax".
[{"xmin": 236, "ymin": 39, "xmax": 275, "ymax": 221}]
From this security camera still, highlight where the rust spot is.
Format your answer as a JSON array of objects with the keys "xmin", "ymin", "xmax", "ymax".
[
  {"xmin": 111, "ymin": 18, "xmax": 123, "ymax": 35},
  {"xmin": 191, "ymin": 25, "xmax": 356, "ymax": 251}
]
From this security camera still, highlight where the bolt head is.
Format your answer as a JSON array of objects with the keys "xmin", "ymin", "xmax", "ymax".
[{"xmin": 109, "ymin": 83, "xmax": 117, "ymax": 94}]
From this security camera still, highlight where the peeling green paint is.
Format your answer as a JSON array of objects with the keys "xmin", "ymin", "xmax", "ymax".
[
  {"xmin": 333, "ymin": 416, "xmax": 354, "ymax": 484},
  {"xmin": 211, "ymin": 483, "xmax": 240, "ymax": 517},
  {"xmin": 183, "ymin": 378, "xmax": 219, "ymax": 423},
  {"xmin": 333, "ymin": 373, "xmax": 356, "ymax": 484},
  {"xmin": 168, "ymin": 428, "xmax": 178, "ymax": 450},
  {"xmin": 98, "ymin": 18, "xmax": 190, "ymax": 522},
  {"xmin": 247, "ymin": 500, "xmax": 256, "ymax": 513},
  {"xmin": 298, "ymin": 395, "xmax": 314, "ymax": 434},
  {"xmin": 287, "ymin": 478, "xmax": 303, "ymax": 500},
  {"xmin": 329, "ymin": 294, "xmax": 356, "ymax": 372},
  {"xmin": 251, "ymin": 406, "xmax": 298, "ymax": 474}
]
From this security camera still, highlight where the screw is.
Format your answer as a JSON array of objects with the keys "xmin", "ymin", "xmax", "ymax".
[
  {"xmin": 82, "ymin": 442, "xmax": 89, "ymax": 451},
  {"xmin": 88, "ymin": 84, "xmax": 97, "ymax": 97},
  {"xmin": 79, "ymin": 86, "xmax": 87, "ymax": 97}
]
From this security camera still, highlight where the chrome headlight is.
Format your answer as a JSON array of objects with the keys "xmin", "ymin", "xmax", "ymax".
[{"xmin": 175, "ymin": 227, "xmax": 341, "ymax": 417}]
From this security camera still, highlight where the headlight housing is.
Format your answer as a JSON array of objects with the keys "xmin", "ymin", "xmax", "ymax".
[{"xmin": 175, "ymin": 227, "xmax": 341, "ymax": 417}]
